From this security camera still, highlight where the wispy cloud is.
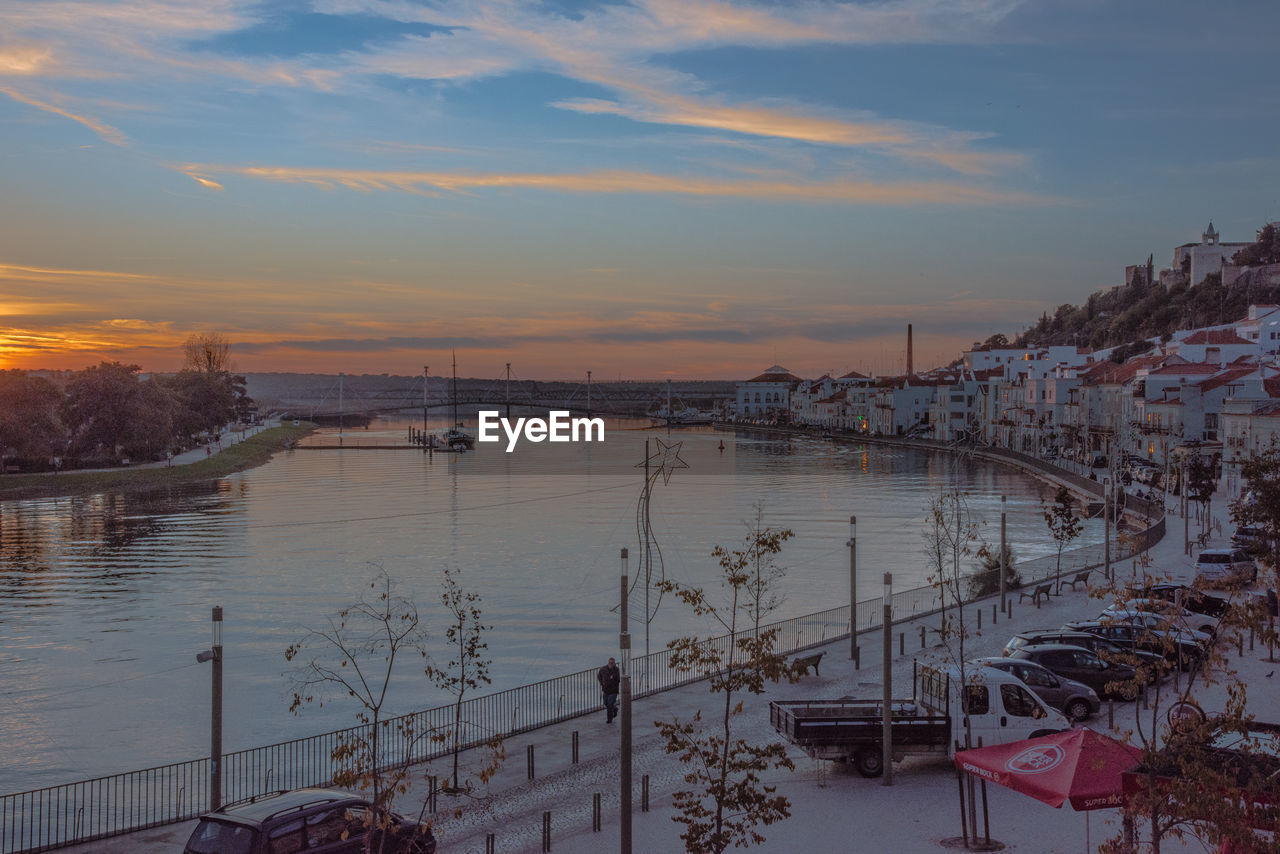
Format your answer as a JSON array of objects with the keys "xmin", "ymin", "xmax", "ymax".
[
  {"xmin": 0, "ymin": 86, "xmax": 128, "ymax": 147},
  {"xmin": 181, "ymin": 161, "xmax": 1053, "ymax": 205}
]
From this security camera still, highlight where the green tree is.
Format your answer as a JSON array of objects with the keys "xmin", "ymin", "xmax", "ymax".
[
  {"xmin": 62, "ymin": 361, "xmax": 173, "ymax": 462},
  {"xmin": 1186, "ymin": 455, "xmax": 1219, "ymax": 538},
  {"xmin": 1232, "ymin": 222, "xmax": 1280, "ymax": 267},
  {"xmin": 161, "ymin": 370, "xmax": 236, "ymax": 440},
  {"xmin": 0, "ymin": 370, "xmax": 67, "ymax": 466},
  {"xmin": 1043, "ymin": 486, "xmax": 1083, "ymax": 593},
  {"xmin": 1232, "ymin": 446, "xmax": 1280, "ymax": 571},
  {"xmin": 654, "ymin": 521, "xmax": 796, "ymax": 853}
]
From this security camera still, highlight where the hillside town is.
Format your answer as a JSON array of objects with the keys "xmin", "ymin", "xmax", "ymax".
[{"xmin": 735, "ymin": 223, "xmax": 1280, "ymax": 496}]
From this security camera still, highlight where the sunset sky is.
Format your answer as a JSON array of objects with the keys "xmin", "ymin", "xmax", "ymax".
[{"xmin": 1, "ymin": 0, "xmax": 1277, "ymax": 379}]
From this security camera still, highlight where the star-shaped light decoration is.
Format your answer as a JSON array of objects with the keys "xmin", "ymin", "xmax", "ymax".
[{"xmin": 637, "ymin": 437, "xmax": 689, "ymax": 485}]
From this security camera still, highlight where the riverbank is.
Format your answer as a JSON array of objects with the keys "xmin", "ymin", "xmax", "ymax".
[{"xmin": 0, "ymin": 423, "xmax": 316, "ymax": 501}]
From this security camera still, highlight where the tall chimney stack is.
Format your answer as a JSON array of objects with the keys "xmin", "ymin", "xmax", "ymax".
[{"xmin": 906, "ymin": 323, "xmax": 913, "ymax": 376}]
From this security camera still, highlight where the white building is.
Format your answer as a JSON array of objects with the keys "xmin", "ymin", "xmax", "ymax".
[
  {"xmin": 735, "ymin": 365, "xmax": 802, "ymax": 421},
  {"xmin": 1171, "ymin": 221, "xmax": 1251, "ymax": 285}
]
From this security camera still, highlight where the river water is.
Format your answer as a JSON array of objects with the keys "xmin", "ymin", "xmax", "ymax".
[{"xmin": 0, "ymin": 418, "xmax": 1101, "ymax": 792}]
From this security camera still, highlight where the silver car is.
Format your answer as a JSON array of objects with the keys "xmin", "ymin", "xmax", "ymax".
[{"xmin": 970, "ymin": 656, "xmax": 1100, "ymax": 722}]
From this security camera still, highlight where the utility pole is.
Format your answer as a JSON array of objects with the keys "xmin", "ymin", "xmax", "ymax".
[
  {"xmin": 999, "ymin": 496, "xmax": 1008, "ymax": 614},
  {"xmin": 1103, "ymin": 476, "xmax": 1112, "ymax": 583},
  {"xmin": 848, "ymin": 516, "xmax": 858, "ymax": 667},
  {"xmin": 619, "ymin": 548, "xmax": 632, "ymax": 854},
  {"xmin": 196, "ymin": 607, "xmax": 224, "ymax": 811},
  {"xmin": 881, "ymin": 572, "xmax": 893, "ymax": 786}
]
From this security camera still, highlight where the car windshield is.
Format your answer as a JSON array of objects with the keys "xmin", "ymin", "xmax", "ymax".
[{"xmin": 187, "ymin": 819, "xmax": 258, "ymax": 854}]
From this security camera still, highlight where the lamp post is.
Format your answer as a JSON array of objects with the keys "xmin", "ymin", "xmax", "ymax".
[
  {"xmin": 999, "ymin": 496, "xmax": 1008, "ymax": 614},
  {"xmin": 1103, "ymin": 477, "xmax": 1112, "ymax": 583},
  {"xmin": 619, "ymin": 548, "xmax": 632, "ymax": 854},
  {"xmin": 881, "ymin": 572, "xmax": 893, "ymax": 787},
  {"xmin": 848, "ymin": 516, "xmax": 858, "ymax": 668},
  {"xmin": 196, "ymin": 606, "xmax": 223, "ymax": 811}
]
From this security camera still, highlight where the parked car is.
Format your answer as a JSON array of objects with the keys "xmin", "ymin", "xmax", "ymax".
[
  {"xmin": 1008, "ymin": 644, "xmax": 1140, "ymax": 700},
  {"xmin": 1107, "ymin": 599, "xmax": 1220, "ymax": 636},
  {"xmin": 1231, "ymin": 525, "xmax": 1267, "ymax": 551},
  {"xmin": 1000, "ymin": 629, "xmax": 1165, "ymax": 679},
  {"xmin": 1095, "ymin": 609, "xmax": 1213, "ymax": 646},
  {"xmin": 971, "ymin": 656, "xmax": 1100, "ymax": 721},
  {"xmin": 1063, "ymin": 619, "xmax": 1205, "ymax": 671},
  {"xmin": 183, "ymin": 788, "xmax": 436, "ymax": 854},
  {"xmin": 1134, "ymin": 583, "xmax": 1230, "ymax": 619},
  {"xmin": 1194, "ymin": 548, "xmax": 1258, "ymax": 587}
]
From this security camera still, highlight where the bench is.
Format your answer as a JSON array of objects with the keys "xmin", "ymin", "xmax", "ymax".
[
  {"xmin": 1059, "ymin": 568, "xmax": 1092, "ymax": 593},
  {"xmin": 1018, "ymin": 583, "xmax": 1054, "ymax": 608},
  {"xmin": 791, "ymin": 652, "xmax": 825, "ymax": 677}
]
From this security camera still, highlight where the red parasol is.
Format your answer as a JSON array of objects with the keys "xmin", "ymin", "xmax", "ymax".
[{"xmin": 955, "ymin": 728, "xmax": 1141, "ymax": 811}]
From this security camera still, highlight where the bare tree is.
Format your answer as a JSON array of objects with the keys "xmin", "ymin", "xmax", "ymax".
[
  {"xmin": 654, "ymin": 520, "xmax": 796, "ymax": 853},
  {"xmin": 285, "ymin": 572, "xmax": 432, "ymax": 854},
  {"xmin": 182, "ymin": 331, "xmax": 232, "ymax": 374},
  {"xmin": 1043, "ymin": 486, "xmax": 1083, "ymax": 593},
  {"xmin": 424, "ymin": 566, "xmax": 503, "ymax": 796}
]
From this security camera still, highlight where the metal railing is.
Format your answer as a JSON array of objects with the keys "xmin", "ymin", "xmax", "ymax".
[{"xmin": 0, "ymin": 486, "xmax": 1166, "ymax": 853}]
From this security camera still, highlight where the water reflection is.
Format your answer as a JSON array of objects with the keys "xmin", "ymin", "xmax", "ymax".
[{"xmin": 0, "ymin": 420, "xmax": 1099, "ymax": 792}]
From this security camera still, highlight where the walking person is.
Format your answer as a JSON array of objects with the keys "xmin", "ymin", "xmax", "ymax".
[{"xmin": 597, "ymin": 657, "xmax": 620, "ymax": 723}]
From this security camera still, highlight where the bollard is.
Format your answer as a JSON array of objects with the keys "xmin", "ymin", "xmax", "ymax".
[
  {"xmin": 572, "ymin": 730, "xmax": 579, "ymax": 764},
  {"xmin": 920, "ymin": 626, "xmax": 927, "ymax": 649},
  {"xmin": 593, "ymin": 793, "xmax": 601, "ymax": 832},
  {"xmin": 1108, "ymin": 699, "xmax": 1115, "ymax": 730},
  {"xmin": 643, "ymin": 774, "xmax": 650, "ymax": 812},
  {"xmin": 899, "ymin": 632, "xmax": 904, "ymax": 656},
  {"xmin": 1251, "ymin": 628, "xmax": 1256, "ymax": 652},
  {"xmin": 1237, "ymin": 634, "xmax": 1244, "ymax": 656},
  {"xmin": 528, "ymin": 744, "xmax": 535, "ymax": 780},
  {"xmin": 542, "ymin": 812, "xmax": 552, "ymax": 852},
  {"xmin": 993, "ymin": 604, "xmax": 997, "ymax": 625},
  {"xmin": 486, "ymin": 833, "xmax": 495, "ymax": 854},
  {"xmin": 977, "ymin": 608, "xmax": 982, "ymax": 630},
  {"xmin": 427, "ymin": 776, "xmax": 437, "ymax": 814},
  {"xmin": 1008, "ymin": 603, "xmax": 1013, "ymax": 621}
]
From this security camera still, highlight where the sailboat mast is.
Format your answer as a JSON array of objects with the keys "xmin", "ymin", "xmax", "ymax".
[{"xmin": 452, "ymin": 351, "xmax": 459, "ymax": 428}]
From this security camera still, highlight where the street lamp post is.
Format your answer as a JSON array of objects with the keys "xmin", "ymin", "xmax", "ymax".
[
  {"xmin": 196, "ymin": 606, "xmax": 223, "ymax": 811},
  {"xmin": 619, "ymin": 549, "xmax": 632, "ymax": 854},
  {"xmin": 1103, "ymin": 477, "xmax": 1112, "ymax": 583},
  {"xmin": 848, "ymin": 516, "xmax": 858, "ymax": 668},
  {"xmin": 881, "ymin": 572, "xmax": 893, "ymax": 787}
]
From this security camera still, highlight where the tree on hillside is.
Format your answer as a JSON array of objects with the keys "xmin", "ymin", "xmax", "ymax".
[
  {"xmin": 1232, "ymin": 222, "xmax": 1280, "ymax": 267},
  {"xmin": 1043, "ymin": 486, "xmax": 1082, "ymax": 593},
  {"xmin": 182, "ymin": 332, "xmax": 232, "ymax": 374},
  {"xmin": 286, "ymin": 572, "xmax": 435, "ymax": 854},
  {"xmin": 654, "ymin": 520, "xmax": 796, "ymax": 853},
  {"xmin": 0, "ymin": 370, "xmax": 67, "ymax": 466}
]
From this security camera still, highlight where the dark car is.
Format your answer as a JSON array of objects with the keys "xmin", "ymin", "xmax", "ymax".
[
  {"xmin": 1062, "ymin": 619, "xmax": 1205, "ymax": 671},
  {"xmin": 1008, "ymin": 644, "xmax": 1140, "ymax": 700},
  {"xmin": 1135, "ymin": 584, "xmax": 1230, "ymax": 619},
  {"xmin": 971, "ymin": 656, "xmax": 1100, "ymax": 721},
  {"xmin": 183, "ymin": 788, "xmax": 435, "ymax": 854},
  {"xmin": 1001, "ymin": 629, "xmax": 1165, "ymax": 679}
]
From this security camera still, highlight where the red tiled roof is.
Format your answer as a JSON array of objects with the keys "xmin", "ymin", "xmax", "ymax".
[
  {"xmin": 1148, "ymin": 362, "xmax": 1223, "ymax": 376},
  {"xmin": 1180, "ymin": 329, "xmax": 1252, "ymax": 346},
  {"xmin": 1196, "ymin": 367, "xmax": 1256, "ymax": 393},
  {"xmin": 839, "ymin": 369, "xmax": 869, "ymax": 379},
  {"xmin": 744, "ymin": 369, "xmax": 803, "ymax": 384}
]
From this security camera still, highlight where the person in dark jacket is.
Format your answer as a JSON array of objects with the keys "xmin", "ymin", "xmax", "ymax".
[{"xmin": 597, "ymin": 657, "xmax": 620, "ymax": 723}]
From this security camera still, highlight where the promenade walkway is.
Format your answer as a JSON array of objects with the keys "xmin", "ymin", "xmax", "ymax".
[{"xmin": 61, "ymin": 497, "xmax": 1274, "ymax": 854}]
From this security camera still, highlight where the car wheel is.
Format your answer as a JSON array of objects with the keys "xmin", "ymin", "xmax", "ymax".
[
  {"xmin": 853, "ymin": 748, "xmax": 884, "ymax": 778},
  {"xmin": 1066, "ymin": 699, "xmax": 1092, "ymax": 721}
]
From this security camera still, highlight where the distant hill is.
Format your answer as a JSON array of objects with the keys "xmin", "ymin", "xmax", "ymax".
[{"xmin": 1004, "ymin": 223, "xmax": 1280, "ymax": 355}]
